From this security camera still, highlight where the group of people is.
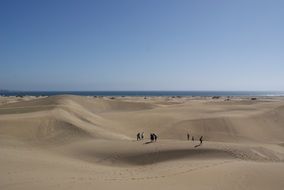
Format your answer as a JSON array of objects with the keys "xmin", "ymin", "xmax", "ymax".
[
  {"xmin": 187, "ymin": 133, "xmax": 203, "ymax": 145},
  {"xmin": 136, "ymin": 132, "xmax": 158, "ymax": 142},
  {"xmin": 136, "ymin": 132, "xmax": 203, "ymax": 145},
  {"xmin": 136, "ymin": 132, "xmax": 144, "ymax": 141},
  {"xmin": 150, "ymin": 133, "xmax": 158, "ymax": 142}
]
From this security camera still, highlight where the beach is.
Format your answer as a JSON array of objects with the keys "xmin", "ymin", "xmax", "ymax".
[{"xmin": 1, "ymin": 95, "xmax": 284, "ymax": 190}]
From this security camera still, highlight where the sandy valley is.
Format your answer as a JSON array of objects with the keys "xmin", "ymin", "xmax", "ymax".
[{"xmin": 0, "ymin": 95, "xmax": 284, "ymax": 190}]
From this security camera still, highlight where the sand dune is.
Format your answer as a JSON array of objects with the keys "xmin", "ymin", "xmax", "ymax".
[{"xmin": 0, "ymin": 95, "xmax": 284, "ymax": 189}]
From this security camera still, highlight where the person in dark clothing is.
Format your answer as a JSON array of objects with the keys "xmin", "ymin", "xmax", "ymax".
[
  {"xmin": 150, "ymin": 133, "xmax": 154, "ymax": 142},
  {"xmin": 141, "ymin": 132, "xmax": 144, "ymax": 140},
  {"xmin": 199, "ymin": 136, "xmax": 203, "ymax": 144},
  {"xmin": 192, "ymin": 136, "xmax": 194, "ymax": 141},
  {"xmin": 137, "ymin": 133, "xmax": 141, "ymax": 141},
  {"xmin": 187, "ymin": 133, "xmax": 190, "ymax": 141},
  {"xmin": 153, "ymin": 133, "xmax": 157, "ymax": 142}
]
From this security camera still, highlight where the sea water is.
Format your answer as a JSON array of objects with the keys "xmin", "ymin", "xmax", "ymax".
[{"xmin": 1, "ymin": 91, "xmax": 284, "ymax": 97}]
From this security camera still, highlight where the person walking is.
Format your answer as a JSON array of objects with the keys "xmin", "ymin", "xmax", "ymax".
[
  {"xmin": 187, "ymin": 133, "xmax": 190, "ymax": 141},
  {"xmin": 153, "ymin": 133, "xmax": 157, "ymax": 142},
  {"xmin": 137, "ymin": 133, "xmax": 141, "ymax": 141},
  {"xmin": 199, "ymin": 136, "xmax": 203, "ymax": 144},
  {"xmin": 150, "ymin": 133, "xmax": 154, "ymax": 142}
]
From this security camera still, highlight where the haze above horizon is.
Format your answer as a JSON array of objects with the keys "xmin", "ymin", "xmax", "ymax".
[{"xmin": 1, "ymin": 0, "xmax": 284, "ymax": 91}]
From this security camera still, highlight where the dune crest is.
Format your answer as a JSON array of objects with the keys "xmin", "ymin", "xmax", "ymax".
[{"xmin": 1, "ymin": 95, "xmax": 284, "ymax": 190}]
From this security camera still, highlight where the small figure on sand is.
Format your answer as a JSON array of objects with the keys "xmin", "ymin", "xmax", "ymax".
[
  {"xmin": 141, "ymin": 132, "xmax": 144, "ymax": 140},
  {"xmin": 199, "ymin": 136, "xmax": 203, "ymax": 144},
  {"xmin": 150, "ymin": 133, "xmax": 154, "ymax": 142},
  {"xmin": 187, "ymin": 133, "xmax": 190, "ymax": 141},
  {"xmin": 137, "ymin": 133, "xmax": 141, "ymax": 141},
  {"xmin": 153, "ymin": 133, "xmax": 157, "ymax": 141},
  {"xmin": 150, "ymin": 133, "xmax": 158, "ymax": 142},
  {"xmin": 192, "ymin": 136, "xmax": 194, "ymax": 141},
  {"xmin": 194, "ymin": 136, "xmax": 204, "ymax": 148}
]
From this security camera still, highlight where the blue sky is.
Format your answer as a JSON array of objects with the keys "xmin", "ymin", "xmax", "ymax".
[{"xmin": 1, "ymin": 0, "xmax": 284, "ymax": 91}]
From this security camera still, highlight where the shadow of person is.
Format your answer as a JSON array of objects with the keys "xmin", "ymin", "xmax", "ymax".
[
  {"xmin": 194, "ymin": 144, "xmax": 202, "ymax": 148},
  {"xmin": 144, "ymin": 141, "xmax": 153, "ymax": 145}
]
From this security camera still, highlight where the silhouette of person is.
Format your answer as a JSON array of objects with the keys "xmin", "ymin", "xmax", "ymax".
[
  {"xmin": 153, "ymin": 133, "xmax": 158, "ymax": 142},
  {"xmin": 141, "ymin": 132, "xmax": 144, "ymax": 140},
  {"xmin": 150, "ymin": 133, "xmax": 154, "ymax": 142},
  {"xmin": 192, "ymin": 136, "xmax": 194, "ymax": 141},
  {"xmin": 137, "ymin": 133, "xmax": 141, "ymax": 141},
  {"xmin": 199, "ymin": 136, "xmax": 203, "ymax": 144},
  {"xmin": 187, "ymin": 133, "xmax": 190, "ymax": 141}
]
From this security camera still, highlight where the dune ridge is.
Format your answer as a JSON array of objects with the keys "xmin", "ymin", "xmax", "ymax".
[{"xmin": 0, "ymin": 95, "xmax": 284, "ymax": 190}]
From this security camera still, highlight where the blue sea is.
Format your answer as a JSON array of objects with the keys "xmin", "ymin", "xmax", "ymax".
[{"xmin": 0, "ymin": 91, "xmax": 284, "ymax": 97}]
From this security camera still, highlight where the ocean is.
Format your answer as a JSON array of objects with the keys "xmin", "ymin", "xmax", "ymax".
[{"xmin": 1, "ymin": 91, "xmax": 284, "ymax": 97}]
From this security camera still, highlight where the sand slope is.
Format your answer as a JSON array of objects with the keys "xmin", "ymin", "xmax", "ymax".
[{"xmin": 0, "ymin": 95, "xmax": 284, "ymax": 190}]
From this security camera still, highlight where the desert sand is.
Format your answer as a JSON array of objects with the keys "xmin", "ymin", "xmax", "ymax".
[{"xmin": 0, "ymin": 95, "xmax": 284, "ymax": 190}]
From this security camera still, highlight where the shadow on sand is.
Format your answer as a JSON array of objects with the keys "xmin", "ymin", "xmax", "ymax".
[
  {"xmin": 143, "ymin": 141, "xmax": 154, "ymax": 145},
  {"xmin": 194, "ymin": 143, "xmax": 202, "ymax": 148}
]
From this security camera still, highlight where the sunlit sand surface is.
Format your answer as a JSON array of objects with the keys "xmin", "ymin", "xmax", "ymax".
[{"xmin": 1, "ymin": 95, "xmax": 284, "ymax": 190}]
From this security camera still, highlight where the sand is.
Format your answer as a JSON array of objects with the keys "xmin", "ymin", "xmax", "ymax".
[{"xmin": 0, "ymin": 95, "xmax": 284, "ymax": 190}]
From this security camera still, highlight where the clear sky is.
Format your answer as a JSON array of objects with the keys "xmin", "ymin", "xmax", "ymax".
[{"xmin": 1, "ymin": 0, "xmax": 284, "ymax": 91}]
